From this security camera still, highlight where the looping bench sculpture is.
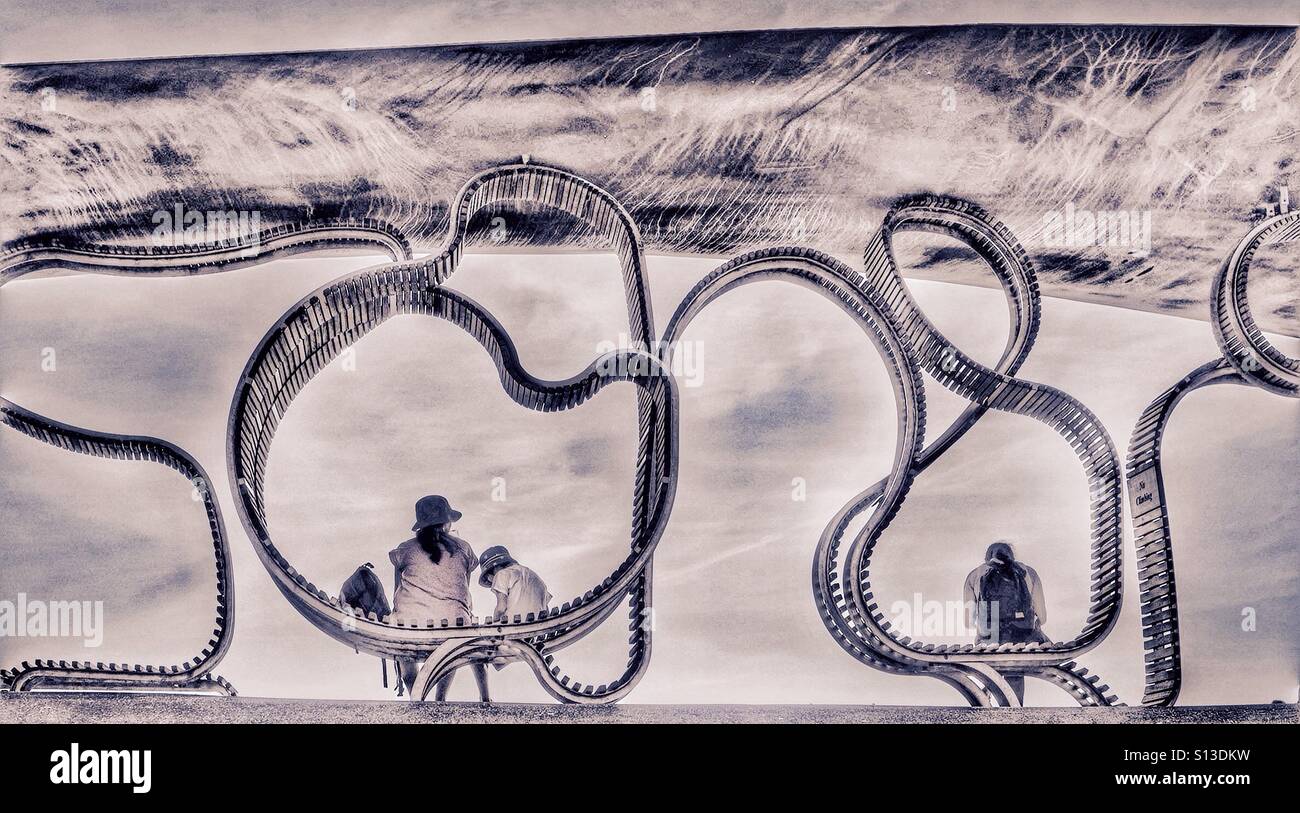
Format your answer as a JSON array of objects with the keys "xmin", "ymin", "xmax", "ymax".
[
  {"xmin": 227, "ymin": 164, "xmax": 676, "ymax": 703},
  {"xmin": 1125, "ymin": 208, "xmax": 1299, "ymax": 706},
  {"xmin": 0, "ymin": 218, "xmax": 413, "ymax": 695},
  {"xmin": 3, "ymin": 160, "xmax": 1140, "ymax": 706},
  {"xmin": 223, "ymin": 165, "xmax": 1122, "ymax": 706},
  {"xmin": 0, "ymin": 218, "xmax": 412, "ymax": 286},
  {"xmin": 0, "ymin": 398, "xmax": 237, "ymax": 695},
  {"xmin": 661, "ymin": 197, "xmax": 1123, "ymax": 707}
]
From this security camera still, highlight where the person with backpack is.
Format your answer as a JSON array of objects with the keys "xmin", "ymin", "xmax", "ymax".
[
  {"xmin": 963, "ymin": 540, "xmax": 1049, "ymax": 703},
  {"xmin": 388, "ymin": 495, "xmax": 490, "ymax": 702}
]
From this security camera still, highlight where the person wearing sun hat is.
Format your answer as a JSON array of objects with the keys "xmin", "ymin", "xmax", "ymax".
[
  {"xmin": 388, "ymin": 495, "xmax": 489, "ymax": 702},
  {"xmin": 479, "ymin": 544, "xmax": 552, "ymax": 622},
  {"xmin": 478, "ymin": 544, "xmax": 553, "ymax": 675}
]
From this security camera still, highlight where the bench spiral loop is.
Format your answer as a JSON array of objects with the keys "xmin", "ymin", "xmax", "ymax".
[{"xmin": 1126, "ymin": 208, "xmax": 1299, "ymax": 706}]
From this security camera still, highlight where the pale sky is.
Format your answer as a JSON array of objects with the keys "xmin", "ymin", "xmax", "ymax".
[
  {"xmin": 1, "ymin": 248, "xmax": 1296, "ymax": 706},
  {"xmin": 1, "ymin": 0, "xmax": 1294, "ymax": 65}
]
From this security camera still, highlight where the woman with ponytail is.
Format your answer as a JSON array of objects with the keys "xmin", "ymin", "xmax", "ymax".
[{"xmin": 388, "ymin": 495, "xmax": 489, "ymax": 702}]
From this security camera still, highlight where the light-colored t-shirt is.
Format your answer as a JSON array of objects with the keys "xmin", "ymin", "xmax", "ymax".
[
  {"xmin": 389, "ymin": 535, "xmax": 478, "ymax": 621},
  {"xmin": 489, "ymin": 563, "xmax": 552, "ymax": 619}
]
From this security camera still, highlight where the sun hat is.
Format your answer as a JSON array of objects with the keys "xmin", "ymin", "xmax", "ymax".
[
  {"xmin": 411, "ymin": 495, "xmax": 462, "ymax": 532},
  {"xmin": 478, "ymin": 545, "xmax": 516, "ymax": 587}
]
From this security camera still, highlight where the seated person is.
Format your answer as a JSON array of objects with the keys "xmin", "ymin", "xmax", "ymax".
[
  {"xmin": 479, "ymin": 545, "xmax": 552, "ymax": 623},
  {"xmin": 389, "ymin": 495, "xmax": 488, "ymax": 702},
  {"xmin": 479, "ymin": 545, "xmax": 553, "ymax": 674}
]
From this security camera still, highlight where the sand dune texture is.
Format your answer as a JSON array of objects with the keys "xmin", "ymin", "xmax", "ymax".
[{"xmin": 2, "ymin": 26, "xmax": 1296, "ymax": 333}]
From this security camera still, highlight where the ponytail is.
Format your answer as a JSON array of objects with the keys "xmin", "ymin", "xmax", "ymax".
[{"xmin": 416, "ymin": 525, "xmax": 447, "ymax": 564}]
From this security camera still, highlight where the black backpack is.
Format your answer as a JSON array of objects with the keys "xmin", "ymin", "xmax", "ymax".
[
  {"xmin": 339, "ymin": 563, "xmax": 397, "ymax": 692},
  {"xmin": 340, "ymin": 562, "xmax": 390, "ymax": 619},
  {"xmin": 979, "ymin": 562, "xmax": 1035, "ymax": 638}
]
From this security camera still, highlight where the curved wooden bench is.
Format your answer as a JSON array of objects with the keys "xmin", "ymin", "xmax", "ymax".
[{"xmin": 1125, "ymin": 208, "xmax": 1299, "ymax": 705}]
